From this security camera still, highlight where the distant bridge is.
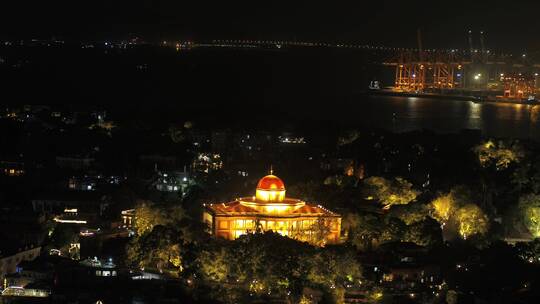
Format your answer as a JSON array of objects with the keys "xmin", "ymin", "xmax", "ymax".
[{"xmin": 178, "ymin": 38, "xmax": 540, "ymax": 95}]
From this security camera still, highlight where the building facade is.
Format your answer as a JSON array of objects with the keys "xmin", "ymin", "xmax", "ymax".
[
  {"xmin": 0, "ymin": 246, "xmax": 41, "ymax": 282},
  {"xmin": 204, "ymin": 173, "xmax": 341, "ymax": 245}
]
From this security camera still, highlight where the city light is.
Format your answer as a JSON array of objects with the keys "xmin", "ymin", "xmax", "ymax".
[{"xmin": 4, "ymin": 6, "xmax": 540, "ymax": 304}]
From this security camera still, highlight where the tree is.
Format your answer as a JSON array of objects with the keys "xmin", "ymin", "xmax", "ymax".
[
  {"xmin": 454, "ymin": 204, "xmax": 489, "ymax": 240},
  {"xmin": 379, "ymin": 217, "xmax": 405, "ymax": 243},
  {"xmin": 198, "ymin": 245, "xmax": 230, "ymax": 282},
  {"xmin": 127, "ymin": 202, "xmax": 200, "ymax": 275},
  {"xmin": 323, "ymin": 175, "xmax": 357, "ymax": 188},
  {"xmin": 515, "ymin": 239, "xmax": 540, "ymax": 264},
  {"xmin": 511, "ymin": 162, "xmax": 533, "ymax": 194},
  {"xmin": 430, "ymin": 186, "xmax": 473, "ymax": 227},
  {"xmin": 367, "ymin": 287, "xmax": 384, "ymax": 302},
  {"xmin": 474, "ymin": 140, "xmax": 524, "ymax": 171},
  {"xmin": 402, "ymin": 218, "xmax": 442, "ymax": 247},
  {"xmin": 388, "ymin": 202, "xmax": 428, "ymax": 225},
  {"xmin": 195, "ymin": 232, "xmax": 362, "ymax": 304},
  {"xmin": 342, "ymin": 213, "xmax": 382, "ymax": 250},
  {"xmin": 307, "ymin": 246, "xmax": 362, "ymax": 303},
  {"xmin": 133, "ymin": 200, "xmax": 167, "ymax": 236},
  {"xmin": 49, "ymin": 224, "xmax": 79, "ymax": 259},
  {"xmin": 430, "ymin": 193, "xmax": 456, "ymax": 225},
  {"xmin": 298, "ymin": 295, "xmax": 314, "ymax": 304},
  {"xmin": 50, "ymin": 224, "xmax": 79, "ymax": 250},
  {"xmin": 518, "ymin": 193, "xmax": 540, "ymax": 238},
  {"xmin": 309, "ymin": 218, "xmax": 333, "ymax": 247},
  {"xmin": 363, "ymin": 176, "xmax": 419, "ymax": 209},
  {"xmin": 133, "ymin": 201, "xmax": 188, "ymax": 237},
  {"xmin": 127, "ymin": 225, "xmax": 184, "ymax": 274},
  {"xmin": 337, "ymin": 129, "xmax": 361, "ymax": 146},
  {"xmin": 446, "ymin": 290, "xmax": 458, "ymax": 304}
]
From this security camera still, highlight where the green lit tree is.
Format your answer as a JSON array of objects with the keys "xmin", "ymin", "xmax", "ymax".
[
  {"xmin": 454, "ymin": 204, "xmax": 489, "ymax": 240},
  {"xmin": 518, "ymin": 193, "xmax": 540, "ymax": 238}
]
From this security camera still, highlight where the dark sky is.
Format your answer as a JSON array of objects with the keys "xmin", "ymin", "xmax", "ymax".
[{"xmin": 2, "ymin": 0, "xmax": 539, "ymax": 52}]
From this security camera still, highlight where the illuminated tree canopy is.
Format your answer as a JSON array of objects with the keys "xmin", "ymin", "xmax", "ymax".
[
  {"xmin": 127, "ymin": 225, "xmax": 184, "ymax": 273},
  {"xmin": 344, "ymin": 210, "xmax": 441, "ymax": 249},
  {"xmin": 474, "ymin": 140, "xmax": 524, "ymax": 170},
  {"xmin": 195, "ymin": 232, "xmax": 362, "ymax": 303},
  {"xmin": 133, "ymin": 200, "xmax": 187, "ymax": 236},
  {"xmin": 127, "ymin": 201, "xmax": 203, "ymax": 275},
  {"xmin": 430, "ymin": 186, "xmax": 475, "ymax": 231},
  {"xmin": 431, "ymin": 193, "xmax": 455, "ymax": 224},
  {"xmin": 454, "ymin": 204, "xmax": 489, "ymax": 240},
  {"xmin": 363, "ymin": 176, "xmax": 420, "ymax": 209},
  {"xmin": 518, "ymin": 193, "xmax": 540, "ymax": 238}
]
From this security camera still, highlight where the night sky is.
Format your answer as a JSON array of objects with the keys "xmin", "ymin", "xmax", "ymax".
[{"xmin": 2, "ymin": 0, "xmax": 539, "ymax": 52}]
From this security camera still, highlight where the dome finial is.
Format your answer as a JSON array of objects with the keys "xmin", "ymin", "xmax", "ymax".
[{"xmin": 269, "ymin": 165, "xmax": 273, "ymax": 175}]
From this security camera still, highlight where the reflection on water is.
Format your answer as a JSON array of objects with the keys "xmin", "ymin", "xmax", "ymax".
[
  {"xmin": 350, "ymin": 96, "xmax": 540, "ymax": 140},
  {"xmin": 531, "ymin": 106, "xmax": 540, "ymax": 123}
]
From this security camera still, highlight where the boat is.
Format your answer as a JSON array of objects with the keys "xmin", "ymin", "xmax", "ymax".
[{"xmin": 368, "ymin": 80, "xmax": 381, "ymax": 90}]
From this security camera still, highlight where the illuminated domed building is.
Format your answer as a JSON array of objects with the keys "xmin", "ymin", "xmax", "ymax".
[{"xmin": 204, "ymin": 171, "xmax": 341, "ymax": 244}]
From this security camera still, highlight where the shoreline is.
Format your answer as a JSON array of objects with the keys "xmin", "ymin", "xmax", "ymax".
[{"xmin": 366, "ymin": 89, "xmax": 539, "ymax": 106}]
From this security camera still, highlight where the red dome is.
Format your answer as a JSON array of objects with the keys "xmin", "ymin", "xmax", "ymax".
[{"xmin": 256, "ymin": 175, "xmax": 285, "ymax": 191}]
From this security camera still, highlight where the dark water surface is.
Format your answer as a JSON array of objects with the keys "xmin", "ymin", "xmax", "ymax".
[
  {"xmin": 4, "ymin": 45, "xmax": 540, "ymax": 140},
  {"xmin": 336, "ymin": 95, "xmax": 540, "ymax": 140}
]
